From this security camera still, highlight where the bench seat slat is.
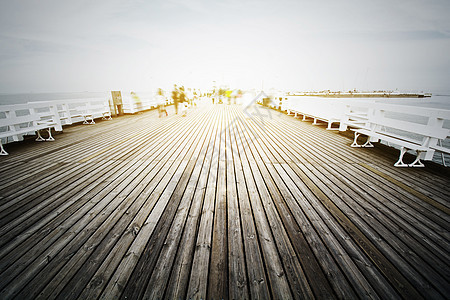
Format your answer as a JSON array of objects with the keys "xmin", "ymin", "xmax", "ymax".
[
  {"xmin": 355, "ymin": 129, "xmax": 428, "ymax": 151},
  {"xmin": 430, "ymin": 145, "xmax": 450, "ymax": 155},
  {"xmin": 371, "ymin": 116, "xmax": 448, "ymax": 139}
]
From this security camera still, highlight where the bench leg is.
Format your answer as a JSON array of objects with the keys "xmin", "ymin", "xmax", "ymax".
[
  {"xmin": 351, "ymin": 132, "xmax": 374, "ymax": 148},
  {"xmin": 0, "ymin": 142, "xmax": 8, "ymax": 155},
  {"xmin": 46, "ymin": 128, "xmax": 55, "ymax": 141},
  {"xmin": 102, "ymin": 112, "xmax": 112, "ymax": 120},
  {"xmin": 362, "ymin": 138, "xmax": 374, "ymax": 147},
  {"xmin": 35, "ymin": 130, "xmax": 45, "ymax": 142},
  {"xmin": 351, "ymin": 132, "xmax": 361, "ymax": 147},
  {"xmin": 394, "ymin": 147, "xmax": 409, "ymax": 167},
  {"xmin": 83, "ymin": 115, "xmax": 95, "ymax": 125},
  {"xmin": 83, "ymin": 119, "xmax": 95, "ymax": 124},
  {"xmin": 409, "ymin": 151, "xmax": 425, "ymax": 167}
]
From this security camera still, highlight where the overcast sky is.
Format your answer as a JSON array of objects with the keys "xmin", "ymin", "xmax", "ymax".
[{"xmin": 0, "ymin": 0, "xmax": 449, "ymax": 93}]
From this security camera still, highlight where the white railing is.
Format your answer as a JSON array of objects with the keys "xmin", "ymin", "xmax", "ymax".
[
  {"xmin": 37, "ymin": 98, "xmax": 112, "ymax": 125},
  {"xmin": 283, "ymin": 96, "xmax": 348, "ymax": 130}
]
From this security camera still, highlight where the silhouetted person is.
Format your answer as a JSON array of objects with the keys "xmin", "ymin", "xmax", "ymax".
[
  {"xmin": 157, "ymin": 88, "xmax": 168, "ymax": 117},
  {"xmin": 219, "ymin": 88, "xmax": 225, "ymax": 104},
  {"xmin": 172, "ymin": 84, "xmax": 179, "ymax": 114},
  {"xmin": 131, "ymin": 91, "xmax": 142, "ymax": 113},
  {"xmin": 179, "ymin": 86, "xmax": 188, "ymax": 116}
]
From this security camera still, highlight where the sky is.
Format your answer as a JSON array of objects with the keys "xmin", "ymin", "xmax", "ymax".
[{"xmin": 0, "ymin": 0, "xmax": 449, "ymax": 94}]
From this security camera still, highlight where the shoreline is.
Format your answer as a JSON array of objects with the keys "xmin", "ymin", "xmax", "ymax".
[{"xmin": 287, "ymin": 92, "xmax": 432, "ymax": 98}]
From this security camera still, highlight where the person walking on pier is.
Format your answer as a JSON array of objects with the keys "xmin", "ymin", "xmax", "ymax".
[
  {"xmin": 172, "ymin": 84, "xmax": 179, "ymax": 114},
  {"xmin": 179, "ymin": 86, "xmax": 188, "ymax": 116},
  {"xmin": 156, "ymin": 88, "xmax": 168, "ymax": 117},
  {"xmin": 131, "ymin": 91, "xmax": 142, "ymax": 113}
]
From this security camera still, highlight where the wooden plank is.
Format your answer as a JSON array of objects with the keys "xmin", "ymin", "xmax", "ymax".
[
  {"xmin": 301, "ymin": 162, "xmax": 448, "ymax": 296},
  {"xmin": 0, "ymin": 162, "xmax": 78, "ymax": 216},
  {"xmin": 163, "ymin": 108, "xmax": 221, "ymax": 300},
  {"xmin": 208, "ymin": 106, "xmax": 229, "ymax": 299},
  {"xmin": 228, "ymin": 110, "xmax": 270, "ymax": 299},
  {"xmin": 186, "ymin": 107, "xmax": 222, "ymax": 299},
  {"xmin": 224, "ymin": 107, "xmax": 249, "ymax": 300},
  {"xmin": 232, "ymin": 110, "xmax": 293, "ymax": 299}
]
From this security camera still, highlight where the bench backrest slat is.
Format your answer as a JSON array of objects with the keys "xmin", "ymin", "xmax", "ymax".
[
  {"xmin": 370, "ymin": 115, "xmax": 449, "ymax": 139},
  {"xmin": 0, "ymin": 109, "xmax": 41, "ymax": 127}
]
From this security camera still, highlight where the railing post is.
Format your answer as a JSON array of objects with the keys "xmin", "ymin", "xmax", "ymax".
[
  {"xmin": 339, "ymin": 104, "xmax": 350, "ymax": 131},
  {"xmin": 369, "ymin": 106, "xmax": 382, "ymax": 143},
  {"xmin": 423, "ymin": 116, "xmax": 443, "ymax": 160},
  {"xmin": 7, "ymin": 109, "xmax": 21, "ymax": 142},
  {"xmin": 49, "ymin": 104, "xmax": 63, "ymax": 131},
  {"xmin": 62, "ymin": 103, "xmax": 72, "ymax": 125}
]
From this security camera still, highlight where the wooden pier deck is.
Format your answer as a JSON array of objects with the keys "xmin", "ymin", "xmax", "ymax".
[{"xmin": 0, "ymin": 103, "xmax": 449, "ymax": 299}]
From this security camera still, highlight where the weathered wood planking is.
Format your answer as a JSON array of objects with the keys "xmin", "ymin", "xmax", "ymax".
[{"xmin": 0, "ymin": 103, "xmax": 448, "ymax": 299}]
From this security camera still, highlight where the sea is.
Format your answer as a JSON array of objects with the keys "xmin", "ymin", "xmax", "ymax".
[
  {"xmin": 1, "ymin": 91, "xmax": 450, "ymax": 165},
  {"xmin": 0, "ymin": 91, "xmax": 110, "ymax": 105}
]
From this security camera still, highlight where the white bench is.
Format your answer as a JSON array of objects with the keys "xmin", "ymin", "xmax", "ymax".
[
  {"xmin": 78, "ymin": 101, "xmax": 112, "ymax": 124},
  {"xmin": 285, "ymin": 97, "xmax": 346, "ymax": 130},
  {"xmin": 338, "ymin": 102, "xmax": 373, "ymax": 131},
  {"xmin": 347, "ymin": 103, "xmax": 450, "ymax": 167},
  {"xmin": 58, "ymin": 100, "xmax": 112, "ymax": 125},
  {"xmin": 0, "ymin": 103, "xmax": 62, "ymax": 155}
]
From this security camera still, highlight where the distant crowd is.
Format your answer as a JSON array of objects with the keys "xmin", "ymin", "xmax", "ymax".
[{"xmin": 153, "ymin": 85, "xmax": 243, "ymax": 118}]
